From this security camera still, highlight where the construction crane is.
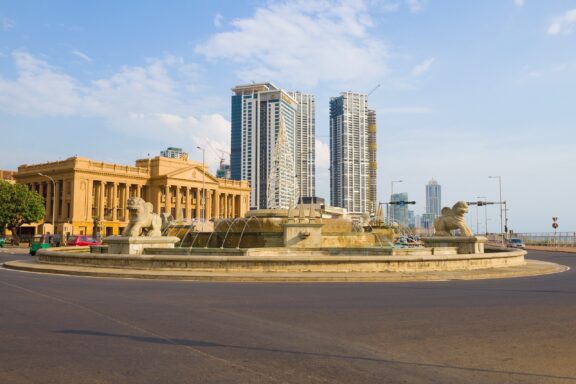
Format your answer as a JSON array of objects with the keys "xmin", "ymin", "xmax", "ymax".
[
  {"xmin": 367, "ymin": 84, "xmax": 381, "ymax": 96},
  {"xmin": 206, "ymin": 143, "xmax": 230, "ymax": 168}
]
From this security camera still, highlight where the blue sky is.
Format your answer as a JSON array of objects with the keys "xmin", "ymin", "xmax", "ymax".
[{"xmin": 1, "ymin": 0, "xmax": 575, "ymax": 232}]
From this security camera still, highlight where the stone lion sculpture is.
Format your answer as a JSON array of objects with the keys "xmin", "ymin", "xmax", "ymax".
[
  {"xmin": 433, "ymin": 201, "xmax": 474, "ymax": 237},
  {"xmin": 122, "ymin": 197, "xmax": 166, "ymax": 237}
]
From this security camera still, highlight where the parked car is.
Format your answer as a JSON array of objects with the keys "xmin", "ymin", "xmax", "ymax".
[
  {"xmin": 0, "ymin": 236, "xmax": 5, "ymax": 247},
  {"xmin": 29, "ymin": 234, "xmax": 62, "ymax": 255},
  {"xmin": 67, "ymin": 235, "xmax": 101, "ymax": 247},
  {"xmin": 507, "ymin": 238, "xmax": 525, "ymax": 249}
]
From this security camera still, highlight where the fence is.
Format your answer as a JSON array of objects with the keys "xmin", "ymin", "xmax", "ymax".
[{"xmin": 514, "ymin": 232, "xmax": 576, "ymax": 247}]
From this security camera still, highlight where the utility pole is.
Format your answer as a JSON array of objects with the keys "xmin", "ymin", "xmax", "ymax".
[
  {"xmin": 476, "ymin": 196, "xmax": 488, "ymax": 235},
  {"xmin": 489, "ymin": 176, "xmax": 504, "ymax": 245}
]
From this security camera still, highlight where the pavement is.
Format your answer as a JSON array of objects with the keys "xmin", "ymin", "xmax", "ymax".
[
  {"xmin": 0, "ymin": 249, "xmax": 575, "ymax": 383},
  {"xmin": 0, "ymin": 246, "xmax": 29, "ymax": 254},
  {"xmin": 525, "ymin": 245, "xmax": 576, "ymax": 253}
]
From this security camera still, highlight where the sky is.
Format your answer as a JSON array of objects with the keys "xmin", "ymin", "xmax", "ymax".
[{"xmin": 1, "ymin": 0, "xmax": 575, "ymax": 233}]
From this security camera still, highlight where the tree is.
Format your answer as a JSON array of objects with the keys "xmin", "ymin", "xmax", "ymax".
[{"xmin": 0, "ymin": 181, "xmax": 45, "ymax": 245}]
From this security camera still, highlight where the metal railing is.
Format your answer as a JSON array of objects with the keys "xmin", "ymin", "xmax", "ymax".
[{"xmin": 514, "ymin": 232, "xmax": 576, "ymax": 247}]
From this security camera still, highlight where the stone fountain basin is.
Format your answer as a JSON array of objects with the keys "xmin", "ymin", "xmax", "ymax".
[{"xmin": 33, "ymin": 246, "xmax": 527, "ymax": 274}]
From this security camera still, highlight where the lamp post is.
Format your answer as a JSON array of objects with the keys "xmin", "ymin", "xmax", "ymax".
[
  {"xmin": 197, "ymin": 146, "xmax": 206, "ymax": 231},
  {"xmin": 38, "ymin": 173, "xmax": 55, "ymax": 234},
  {"xmin": 489, "ymin": 176, "xmax": 504, "ymax": 245},
  {"xmin": 390, "ymin": 180, "xmax": 403, "ymax": 225},
  {"xmin": 477, "ymin": 196, "xmax": 487, "ymax": 235}
]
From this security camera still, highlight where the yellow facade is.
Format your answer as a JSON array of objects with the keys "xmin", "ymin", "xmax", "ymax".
[{"xmin": 13, "ymin": 156, "xmax": 250, "ymax": 237}]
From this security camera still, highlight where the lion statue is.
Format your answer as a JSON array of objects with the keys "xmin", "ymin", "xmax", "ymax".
[
  {"xmin": 433, "ymin": 201, "xmax": 474, "ymax": 237},
  {"xmin": 122, "ymin": 197, "xmax": 168, "ymax": 237}
]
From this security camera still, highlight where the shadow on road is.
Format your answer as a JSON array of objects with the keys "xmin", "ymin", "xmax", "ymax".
[{"xmin": 57, "ymin": 329, "xmax": 576, "ymax": 381}]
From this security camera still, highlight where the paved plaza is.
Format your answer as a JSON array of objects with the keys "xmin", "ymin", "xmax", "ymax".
[{"xmin": 1, "ymin": 250, "xmax": 575, "ymax": 383}]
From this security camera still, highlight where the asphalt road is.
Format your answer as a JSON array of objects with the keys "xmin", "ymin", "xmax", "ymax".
[{"xmin": 0, "ymin": 250, "xmax": 575, "ymax": 384}]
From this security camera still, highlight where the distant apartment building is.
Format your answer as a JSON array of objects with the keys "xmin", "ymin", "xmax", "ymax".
[
  {"xmin": 289, "ymin": 91, "xmax": 316, "ymax": 199},
  {"xmin": 216, "ymin": 160, "xmax": 231, "ymax": 179},
  {"xmin": 408, "ymin": 210, "xmax": 416, "ymax": 229},
  {"xmin": 421, "ymin": 213, "xmax": 435, "ymax": 230},
  {"xmin": 391, "ymin": 192, "xmax": 409, "ymax": 227},
  {"xmin": 426, "ymin": 178, "xmax": 442, "ymax": 218},
  {"xmin": 329, "ymin": 92, "xmax": 369, "ymax": 215},
  {"xmin": 231, "ymin": 83, "xmax": 315, "ymax": 210},
  {"xmin": 367, "ymin": 109, "xmax": 377, "ymax": 215},
  {"xmin": 161, "ymin": 147, "xmax": 188, "ymax": 159}
]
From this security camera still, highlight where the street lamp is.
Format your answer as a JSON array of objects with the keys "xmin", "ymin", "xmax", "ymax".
[
  {"xmin": 197, "ymin": 146, "xmax": 206, "ymax": 231},
  {"xmin": 390, "ymin": 180, "xmax": 403, "ymax": 225},
  {"xmin": 477, "ymin": 196, "xmax": 487, "ymax": 235},
  {"xmin": 38, "ymin": 173, "xmax": 56, "ymax": 234},
  {"xmin": 488, "ymin": 176, "xmax": 504, "ymax": 245}
]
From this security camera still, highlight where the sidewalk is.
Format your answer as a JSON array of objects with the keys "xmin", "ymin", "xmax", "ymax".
[
  {"xmin": 525, "ymin": 245, "xmax": 576, "ymax": 254},
  {"xmin": 0, "ymin": 245, "xmax": 30, "ymax": 254}
]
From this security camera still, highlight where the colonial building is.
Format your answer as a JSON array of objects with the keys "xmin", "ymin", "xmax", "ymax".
[{"xmin": 13, "ymin": 156, "xmax": 250, "ymax": 237}]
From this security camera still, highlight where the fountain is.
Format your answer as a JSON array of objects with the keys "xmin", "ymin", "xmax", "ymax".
[{"xmin": 3, "ymin": 199, "xmax": 565, "ymax": 282}]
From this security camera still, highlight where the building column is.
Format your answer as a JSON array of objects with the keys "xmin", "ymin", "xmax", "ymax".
[
  {"xmin": 152, "ymin": 185, "xmax": 160, "ymax": 215},
  {"xmin": 194, "ymin": 188, "xmax": 201, "ymax": 220},
  {"xmin": 87, "ymin": 180, "xmax": 94, "ymax": 220},
  {"xmin": 111, "ymin": 182, "xmax": 118, "ymax": 221},
  {"xmin": 46, "ymin": 182, "xmax": 53, "ymax": 224},
  {"xmin": 164, "ymin": 185, "xmax": 172, "ymax": 216},
  {"xmin": 214, "ymin": 192, "xmax": 220, "ymax": 218},
  {"xmin": 228, "ymin": 194, "xmax": 232, "ymax": 218},
  {"xmin": 120, "ymin": 183, "xmax": 127, "ymax": 221},
  {"xmin": 98, "ymin": 181, "xmax": 105, "ymax": 220},
  {"xmin": 55, "ymin": 180, "xmax": 62, "ymax": 225},
  {"xmin": 185, "ymin": 187, "xmax": 191, "ymax": 219},
  {"xmin": 175, "ymin": 185, "xmax": 182, "ymax": 220}
]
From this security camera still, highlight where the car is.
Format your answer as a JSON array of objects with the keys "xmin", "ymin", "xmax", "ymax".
[
  {"xmin": 507, "ymin": 238, "xmax": 525, "ymax": 249},
  {"xmin": 0, "ymin": 236, "xmax": 5, "ymax": 247},
  {"xmin": 66, "ymin": 235, "xmax": 101, "ymax": 247},
  {"xmin": 29, "ymin": 234, "xmax": 62, "ymax": 255}
]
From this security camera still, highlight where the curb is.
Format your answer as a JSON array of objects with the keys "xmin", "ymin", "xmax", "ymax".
[{"xmin": 2, "ymin": 260, "xmax": 568, "ymax": 283}]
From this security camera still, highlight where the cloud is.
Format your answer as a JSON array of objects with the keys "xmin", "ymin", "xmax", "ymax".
[
  {"xmin": 213, "ymin": 13, "xmax": 223, "ymax": 27},
  {"xmin": 547, "ymin": 9, "xmax": 576, "ymax": 35},
  {"xmin": 196, "ymin": 0, "xmax": 388, "ymax": 88},
  {"xmin": 406, "ymin": 0, "xmax": 426, "ymax": 13},
  {"xmin": 0, "ymin": 51, "xmax": 229, "ymax": 168},
  {"xmin": 514, "ymin": 0, "xmax": 525, "ymax": 7},
  {"xmin": 1, "ymin": 17, "xmax": 15, "ymax": 31},
  {"xmin": 411, "ymin": 57, "xmax": 435, "ymax": 76},
  {"xmin": 72, "ymin": 50, "xmax": 92, "ymax": 62}
]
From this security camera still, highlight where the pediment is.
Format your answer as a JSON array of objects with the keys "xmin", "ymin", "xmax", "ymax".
[{"xmin": 166, "ymin": 165, "xmax": 219, "ymax": 183}]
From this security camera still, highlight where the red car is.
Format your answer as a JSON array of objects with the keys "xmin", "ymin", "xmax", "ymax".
[{"xmin": 67, "ymin": 235, "xmax": 101, "ymax": 246}]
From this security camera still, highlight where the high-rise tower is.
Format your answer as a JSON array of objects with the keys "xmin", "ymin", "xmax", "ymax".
[
  {"xmin": 426, "ymin": 178, "xmax": 442, "ymax": 217},
  {"xmin": 289, "ymin": 91, "xmax": 315, "ymax": 200},
  {"xmin": 231, "ymin": 83, "xmax": 297, "ymax": 209},
  {"xmin": 367, "ymin": 109, "xmax": 377, "ymax": 214},
  {"xmin": 329, "ymin": 92, "xmax": 369, "ymax": 214}
]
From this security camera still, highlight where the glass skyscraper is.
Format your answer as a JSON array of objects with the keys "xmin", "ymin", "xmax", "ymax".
[
  {"xmin": 426, "ymin": 178, "xmax": 442, "ymax": 218},
  {"xmin": 329, "ymin": 92, "xmax": 369, "ymax": 215},
  {"xmin": 288, "ymin": 91, "xmax": 315, "ymax": 199},
  {"xmin": 231, "ymin": 83, "xmax": 314, "ymax": 209}
]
